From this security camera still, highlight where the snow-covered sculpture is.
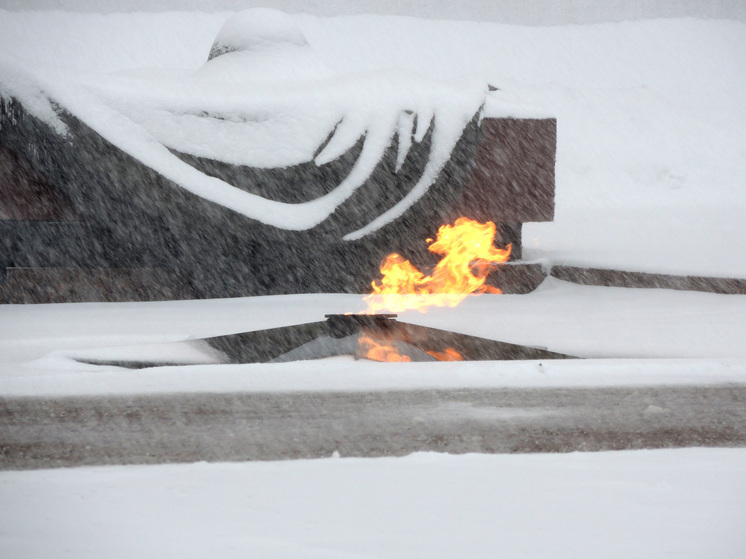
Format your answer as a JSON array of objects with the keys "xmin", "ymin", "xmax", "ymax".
[
  {"xmin": 121, "ymin": 9, "xmax": 488, "ymax": 238},
  {"xmin": 0, "ymin": 9, "xmax": 555, "ymax": 300},
  {"xmin": 2, "ymin": 9, "xmax": 486, "ymax": 235}
]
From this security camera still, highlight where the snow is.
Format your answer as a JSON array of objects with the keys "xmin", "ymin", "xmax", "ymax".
[
  {"xmin": 209, "ymin": 7, "xmax": 310, "ymax": 55},
  {"xmin": 0, "ymin": 55, "xmax": 68, "ymax": 136},
  {"xmin": 2, "ymin": 449, "xmax": 745, "ymax": 559},
  {"xmin": 1, "ymin": 278, "xmax": 746, "ymax": 397},
  {"xmin": 2, "ymin": 357, "xmax": 745, "ymax": 399}
]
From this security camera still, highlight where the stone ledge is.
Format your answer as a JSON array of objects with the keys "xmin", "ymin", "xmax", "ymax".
[
  {"xmin": 0, "ymin": 267, "xmax": 196, "ymax": 304},
  {"xmin": 3, "ymin": 263, "xmax": 744, "ymax": 304},
  {"xmin": 550, "ymin": 265, "xmax": 746, "ymax": 295}
]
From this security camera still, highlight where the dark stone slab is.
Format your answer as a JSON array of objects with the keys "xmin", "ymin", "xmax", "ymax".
[
  {"xmin": 0, "ymin": 221, "xmax": 137, "ymax": 269},
  {"xmin": 201, "ymin": 315, "xmax": 573, "ymax": 363},
  {"xmin": 74, "ymin": 313, "xmax": 572, "ymax": 368},
  {"xmin": 205, "ymin": 321, "xmax": 332, "ymax": 364},
  {"xmin": 0, "ymin": 98, "xmax": 473, "ymax": 298},
  {"xmin": 0, "ymin": 95, "xmax": 557, "ymax": 301},
  {"xmin": 0, "ymin": 145, "xmax": 79, "ymax": 220},
  {"xmin": 551, "ymin": 265, "xmax": 746, "ymax": 295},
  {"xmin": 452, "ymin": 118, "xmax": 556, "ymax": 224},
  {"xmin": 0, "ymin": 267, "xmax": 196, "ymax": 304},
  {"xmin": 381, "ymin": 321, "xmax": 571, "ymax": 361}
]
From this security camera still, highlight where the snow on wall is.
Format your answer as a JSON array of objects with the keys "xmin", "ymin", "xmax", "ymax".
[
  {"xmin": 0, "ymin": 9, "xmax": 488, "ymax": 234},
  {"xmin": 0, "ymin": 54, "xmax": 67, "ymax": 136}
]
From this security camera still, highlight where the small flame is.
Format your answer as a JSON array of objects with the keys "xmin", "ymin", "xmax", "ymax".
[
  {"xmin": 366, "ymin": 217, "xmax": 511, "ymax": 313},
  {"xmin": 426, "ymin": 347, "xmax": 464, "ymax": 361},
  {"xmin": 358, "ymin": 335, "xmax": 411, "ymax": 362}
]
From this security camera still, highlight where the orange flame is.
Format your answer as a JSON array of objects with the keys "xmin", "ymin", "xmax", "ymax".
[
  {"xmin": 365, "ymin": 217, "xmax": 511, "ymax": 313},
  {"xmin": 358, "ymin": 335, "xmax": 411, "ymax": 362},
  {"xmin": 425, "ymin": 347, "xmax": 464, "ymax": 361}
]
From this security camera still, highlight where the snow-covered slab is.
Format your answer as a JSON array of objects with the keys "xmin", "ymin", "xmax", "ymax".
[
  {"xmin": 4, "ymin": 279, "xmax": 746, "ymax": 361},
  {"xmin": 1, "ymin": 448, "xmax": 744, "ymax": 559},
  {"xmin": 1, "ymin": 279, "xmax": 746, "ymax": 396},
  {"xmin": 1, "ymin": 358, "xmax": 745, "ymax": 398}
]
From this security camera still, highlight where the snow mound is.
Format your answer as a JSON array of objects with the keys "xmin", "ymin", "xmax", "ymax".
[
  {"xmin": 202, "ymin": 9, "xmax": 332, "ymax": 83},
  {"xmin": 208, "ymin": 8, "xmax": 309, "ymax": 59}
]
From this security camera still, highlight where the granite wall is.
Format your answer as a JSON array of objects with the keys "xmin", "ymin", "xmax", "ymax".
[{"xmin": 0, "ymin": 97, "xmax": 556, "ymax": 302}]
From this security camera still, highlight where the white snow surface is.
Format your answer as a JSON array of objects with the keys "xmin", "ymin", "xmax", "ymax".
[
  {"xmin": 2, "ymin": 278, "xmax": 746, "ymax": 397},
  {"xmin": 0, "ymin": 11, "xmax": 745, "ymax": 270},
  {"xmin": 2, "ymin": 448, "xmax": 745, "ymax": 559}
]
